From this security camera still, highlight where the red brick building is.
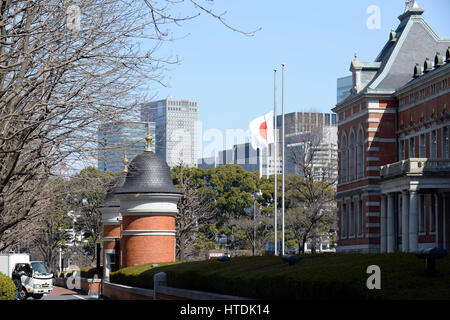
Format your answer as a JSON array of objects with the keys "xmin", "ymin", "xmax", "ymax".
[
  {"xmin": 101, "ymin": 135, "xmax": 182, "ymax": 276},
  {"xmin": 332, "ymin": 3, "xmax": 450, "ymax": 253}
]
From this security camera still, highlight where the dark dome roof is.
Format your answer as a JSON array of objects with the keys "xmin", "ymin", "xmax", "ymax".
[
  {"xmin": 100, "ymin": 172, "xmax": 127, "ymax": 208},
  {"xmin": 115, "ymin": 151, "xmax": 181, "ymax": 194}
]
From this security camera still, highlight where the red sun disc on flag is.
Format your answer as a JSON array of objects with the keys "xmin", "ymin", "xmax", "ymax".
[{"xmin": 259, "ymin": 121, "xmax": 268, "ymax": 140}]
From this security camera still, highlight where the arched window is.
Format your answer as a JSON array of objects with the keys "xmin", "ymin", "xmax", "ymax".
[
  {"xmin": 341, "ymin": 134, "xmax": 348, "ymax": 183},
  {"xmin": 349, "ymin": 131, "xmax": 356, "ymax": 181},
  {"xmin": 357, "ymin": 128, "xmax": 364, "ymax": 179}
]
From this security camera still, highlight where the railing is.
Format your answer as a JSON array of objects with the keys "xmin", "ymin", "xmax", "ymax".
[{"xmin": 380, "ymin": 158, "xmax": 450, "ymax": 179}]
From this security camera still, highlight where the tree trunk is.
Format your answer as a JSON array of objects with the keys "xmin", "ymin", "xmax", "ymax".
[{"xmin": 179, "ymin": 233, "xmax": 185, "ymax": 261}]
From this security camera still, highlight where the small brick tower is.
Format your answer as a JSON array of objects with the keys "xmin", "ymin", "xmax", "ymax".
[
  {"xmin": 115, "ymin": 126, "xmax": 182, "ymax": 267},
  {"xmin": 99, "ymin": 153, "xmax": 128, "ymax": 279}
]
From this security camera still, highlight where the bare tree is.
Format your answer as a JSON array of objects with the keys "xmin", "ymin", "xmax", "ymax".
[
  {"xmin": 0, "ymin": 0, "xmax": 259, "ymax": 251},
  {"xmin": 172, "ymin": 163, "xmax": 215, "ymax": 261},
  {"xmin": 0, "ymin": 0, "xmax": 176, "ymax": 250},
  {"xmin": 228, "ymin": 213, "xmax": 266, "ymax": 256},
  {"xmin": 287, "ymin": 128, "xmax": 337, "ymax": 254}
]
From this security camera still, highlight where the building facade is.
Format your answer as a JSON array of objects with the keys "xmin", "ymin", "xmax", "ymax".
[
  {"xmin": 332, "ymin": 3, "xmax": 450, "ymax": 253},
  {"xmin": 98, "ymin": 121, "xmax": 155, "ymax": 173},
  {"xmin": 141, "ymin": 98, "xmax": 198, "ymax": 168}
]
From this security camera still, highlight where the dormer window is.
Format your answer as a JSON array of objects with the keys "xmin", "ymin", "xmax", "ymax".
[
  {"xmin": 434, "ymin": 52, "xmax": 444, "ymax": 68},
  {"xmin": 413, "ymin": 63, "xmax": 422, "ymax": 78},
  {"xmin": 423, "ymin": 58, "xmax": 433, "ymax": 73}
]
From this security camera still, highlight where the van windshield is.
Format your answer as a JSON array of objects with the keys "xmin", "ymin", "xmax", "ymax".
[{"xmin": 31, "ymin": 262, "xmax": 51, "ymax": 275}]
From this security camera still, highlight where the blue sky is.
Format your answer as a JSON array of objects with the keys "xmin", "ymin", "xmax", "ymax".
[{"xmin": 146, "ymin": 0, "xmax": 450, "ymax": 157}]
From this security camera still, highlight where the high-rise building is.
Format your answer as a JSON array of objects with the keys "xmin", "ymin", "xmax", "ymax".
[
  {"xmin": 141, "ymin": 98, "xmax": 198, "ymax": 167},
  {"xmin": 337, "ymin": 75, "xmax": 353, "ymax": 103},
  {"xmin": 98, "ymin": 121, "xmax": 156, "ymax": 173},
  {"xmin": 274, "ymin": 112, "xmax": 337, "ymax": 181},
  {"xmin": 332, "ymin": 3, "xmax": 450, "ymax": 253}
]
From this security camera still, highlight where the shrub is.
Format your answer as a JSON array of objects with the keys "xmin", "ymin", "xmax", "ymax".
[
  {"xmin": 108, "ymin": 254, "xmax": 450, "ymax": 300},
  {"xmin": 110, "ymin": 261, "xmax": 182, "ymax": 289},
  {"xmin": 0, "ymin": 272, "xmax": 17, "ymax": 300},
  {"xmin": 80, "ymin": 266, "xmax": 103, "ymax": 279}
]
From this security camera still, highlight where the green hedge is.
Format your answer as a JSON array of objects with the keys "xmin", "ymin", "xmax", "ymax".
[
  {"xmin": 109, "ymin": 253, "xmax": 450, "ymax": 300},
  {"xmin": 110, "ymin": 261, "xmax": 183, "ymax": 289},
  {"xmin": 0, "ymin": 272, "xmax": 16, "ymax": 300},
  {"xmin": 80, "ymin": 266, "xmax": 103, "ymax": 279}
]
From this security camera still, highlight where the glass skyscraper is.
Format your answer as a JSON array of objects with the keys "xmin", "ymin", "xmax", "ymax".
[
  {"xmin": 97, "ymin": 121, "xmax": 156, "ymax": 173},
  {"xmin": 337, "ymin": 75, "xmax": 353, "ymax": 103},
  {"xmin": 141, "ymin": 98, "xmax": 198, "ymax": 167}
]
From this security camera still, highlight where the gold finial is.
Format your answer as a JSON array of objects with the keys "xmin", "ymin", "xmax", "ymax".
[
  {"xmin": 145, "ymin": 121, "xmax": 153, "ymax": 152},
  {"xmin": 123, "ymin": 151, "xmax": 128, "ymax": 173},
  {"xmin": 405, "ymin": 0, "xmax": 410, "ymax": 12}
]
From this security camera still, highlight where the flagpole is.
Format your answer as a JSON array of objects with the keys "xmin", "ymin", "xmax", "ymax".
[
  {"xmin": 258, "ymin": 147, "xmax": 262, "ymax": 179},
  {"xmin": 273, "ymin": 69, "xmax": 278, "ymax": 256},
  {"xmin": 281, "ymin": 64, "xmax": 285, "ymax": 256}
]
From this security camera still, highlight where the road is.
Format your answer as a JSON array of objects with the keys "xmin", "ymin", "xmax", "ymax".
[{"xmin": 41, "ymin": 285, "xmax": 99, "ymax": 300}]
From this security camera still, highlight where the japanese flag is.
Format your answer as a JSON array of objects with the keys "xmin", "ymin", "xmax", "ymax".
[{"xmin": 249, "ymin": 111, "xmax": 274, "ymax": 150}]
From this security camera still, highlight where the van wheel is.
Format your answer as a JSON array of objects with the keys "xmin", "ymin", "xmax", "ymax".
[
  {"xmin": 32, "ymin": 294, "xmax": 43, "ymax": 300},
  {"xmin": 18, "ymin": 288, "xmax": 28, "ymax": 300}
]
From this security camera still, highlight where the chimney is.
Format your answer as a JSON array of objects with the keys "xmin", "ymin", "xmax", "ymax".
[{"xmin": 350, "ymin": 54, "xmax": 363, "ymax": 94}]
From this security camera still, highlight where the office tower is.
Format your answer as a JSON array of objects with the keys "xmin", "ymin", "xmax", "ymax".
[
  {"xmin": 141, "ymin": 98, "xmax": 198, "ymax": 167},
  {"xmin": 337, "ymin": 75, "xmax": 353, "ymax": 104},
  {"xmin": 98, "ymin": 121, "xmax": 156, "ymax": 173}
]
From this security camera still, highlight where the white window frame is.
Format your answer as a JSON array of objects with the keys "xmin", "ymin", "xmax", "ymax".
[
  {"xmin": 400, "ymin": 140, "xmax": 405, "ymax": 160},
  {"xmin": 409, "ymin": 137, "xmax": 416, "ymax": 158},
  {"xmin": 341, "ymin": 203, "xmax": 347, "ymax": 239},
  {"xmin": 349, "ymin": 131, "xmax": 356, "ymax": 181},
  {"xmin": 357, "ymin": 199, "xmax": 364, "ymax": 238},
  {"xmin": 443, "ymin": 127, "xmax": 449, "ymax": 159},
  {"xmin": 431, "ymin": 130, "xmax": 437, "ymax": 158},
  {"xmin": 419, "ymin": 134, "xmax": 426, "ymax": 158},
  {"xmin": 357, "ymin": 128, "xmax": 364, "ymax": 179},
  {"xmin": 341, "ymin": 134, "xmax": 348, "ymax": 183},
  {"xmin": 349, "ymin": 201, "xmax": 355, "ymax": 238}
]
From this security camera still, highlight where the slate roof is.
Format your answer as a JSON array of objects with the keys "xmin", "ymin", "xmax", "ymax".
[
  {"xmin": 335, "ymin": 6, "xmax": 450, "ymax": 108},
  {"xmin": 115, "ymin": 151, "xmax": 181, "ymax": 195},
  {"xmin": 100, "ymin": 172, "xmax": 127, "ymax": 208}
]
